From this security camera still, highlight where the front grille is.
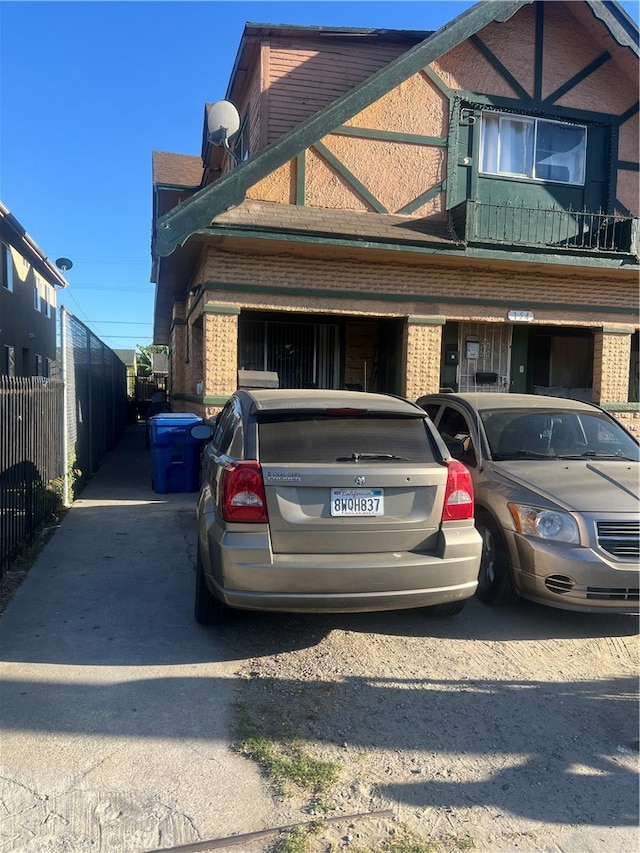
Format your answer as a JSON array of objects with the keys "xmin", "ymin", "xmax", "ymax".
[
  {"xmin": 545, "ymin": 575, "xmax": 574, "ymax": 594},
  {"xmin": 596, "ymin": 521, "xmax": 640, "ymax": 561},
  {"xmin": 586, "ymin": 586, "xmax": 640, "ymax": 602}
]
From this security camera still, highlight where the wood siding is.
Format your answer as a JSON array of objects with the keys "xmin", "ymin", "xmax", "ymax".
[{"xmin": 265, "ymin": 37, "xmax": 413, "ymax": 144}]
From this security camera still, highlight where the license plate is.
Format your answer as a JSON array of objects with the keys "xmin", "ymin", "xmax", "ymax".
[{"xmin": 330, "ymin": 488, "xmax": 384, "ymax": 517}]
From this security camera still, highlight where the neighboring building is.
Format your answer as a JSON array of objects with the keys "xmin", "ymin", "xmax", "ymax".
[
  {"xmin": 114, "ymin": 349, "xmax": 138, "ymax": 397},
  {"xmin": 0, "ymin": 201, "xmax": 68, "ymax": 377},
  {"xmin": 151, "ymin": 0, "xmax": 639, "ymax": 435}
]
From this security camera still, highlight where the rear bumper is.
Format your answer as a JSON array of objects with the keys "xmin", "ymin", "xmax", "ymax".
[
  {"xmin": 220, "ymin": 580, "xmax": 478, "ymax": 613},
  {"xmin": 202, "ymin": 523, "xmax": 481, "ymax": 613}
]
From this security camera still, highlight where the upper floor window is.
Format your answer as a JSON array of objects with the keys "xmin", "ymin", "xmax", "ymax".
[
  {"xmin": 480, "ymin": 112, "xmax": 586, "ymax": 186},
  {"xmin": 44, "ymin": 283, "xmax": 52, "ymax": 318},
  {"xmin": 4, "ymin": 345, "xmax": 15, "ymax": 377},
  {"xmin": 34, "ymin": 273, "xmax": 42, "ymax": 311},
  {"xmin": 2, "ymin": 243, "xmax": 14, "ymax": 292}
]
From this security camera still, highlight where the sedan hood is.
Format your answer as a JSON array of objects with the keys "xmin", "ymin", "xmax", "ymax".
[{"xmin": 493, "ymin": 459, "xmax": 640, "ymax": 513}]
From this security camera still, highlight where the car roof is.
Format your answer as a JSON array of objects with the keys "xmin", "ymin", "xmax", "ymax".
[
  {"xmin": 419, "ymin": 392, "xmax": 599, "ymax": 413},
  {"xmin": 238, "ymin": 388, "xmax": 426, "ymax": 415}
]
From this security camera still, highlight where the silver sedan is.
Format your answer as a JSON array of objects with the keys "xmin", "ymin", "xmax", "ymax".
[{"xmin": 416, "ymin": 392, "xmax": 639, "ymax": 614}]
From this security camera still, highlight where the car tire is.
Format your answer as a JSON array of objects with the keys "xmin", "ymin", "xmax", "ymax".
[
  {"xmin": 194, "ymin": 544, "xmax": 232, "ymax": 625},
  {"xmin": 475, "ymin": 511, "xmax": 519, "ymax": 606},
  {"xmin": 426, "ymin": 599, "xmax": 467, "ymax": 616}
]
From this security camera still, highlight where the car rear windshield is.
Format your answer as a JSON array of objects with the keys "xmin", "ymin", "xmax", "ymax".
[{"xmin": 257, "ymin": 414, "xmax": 437, "ymax": 464}]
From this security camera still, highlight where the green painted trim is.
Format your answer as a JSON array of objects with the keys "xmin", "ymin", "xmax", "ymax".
[
  {"xmin": 542, "ymin": 52, "xmax": 612, "ymax": 106},
  {"xmin": 534, "ymin": 2, "xmax": 544, "ymax": 102},
  {"xmin": 407, "ymin": 315, "xmax": 446, "ymax": 325},
  {"xmin": 446, "ymin": 98, "xmax": 461, "ymax": 210},
  {"xmin": 202, "ymin": 279, "xmax": 640, "ymax": 318},
  {"xmin": 607, "ymin": 124, "xmax": 620, "ymax": 218},
  {"xmin": 616, "ymin": 102, "xmax": 639, "ymax": 126},
  {"xmin": 312, "ymin": 141, "xmax": 388, "ymax": 213},
  {"xmin": 601, "ymin": 325, "xmax": 636, "ymax": 335},
  {"xmin": 465, "ymin": 244, "xmax": 638, "ymax": 269},
  {"xmin": 195, "ymin": 224, "xmax": 638, "ymax": 270},
  {"xmin": 614, "ymin": 199, "xmax": 632, "ymax": 216},
  {"xmin": 452, "ymin": 92, "xmax": 615, "ymax": 124},
  {"xmin": 469, "ymin": 98, "xmax": 481, "ymax": 201},
  {"xmin": 397, "ymin": 182, "xmax": 445, "ymax": 215},
  {"xmin": 155, "ymin": 0, "xmax": 528, "ymax": 256},
  {"xmin": 584, "ymin": 0, "xmax": 639, "ymax": 56},
  {"xmin": 296, "ymin": 153, "xmax": 305, "ymax": 206},
  {"xmin": 603, "ymin": 403, "xmax": 640, "ymax": 413},
  {"xmin": 470, "ymin": 35, "xmax": 530, "ymax": 101},
  {"xmin": 618, "ymin": 160, "xmax": 640, "ymax": 171},
  {"xmin": 333, "ymin": 125, "xmax": 447, "ymax": 147},
  {"xmin": 203, "ymin": 303, "xmax": 241, "ymax": 315},
  {"xmin": 421, "ymin": 65, "xmax": 455, "ymax": 98},
  {"xmin": 174, "ymin": 393, "xmax": 231, "ymax": 406}
]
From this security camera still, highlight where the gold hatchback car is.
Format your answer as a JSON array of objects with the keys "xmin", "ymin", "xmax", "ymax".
[
  {"xmin": 191, "ymin": 389, "xmax": 482, "ymax": 624},
  {"xmin": 417, "ymin": 392, "xmax": 640, "ymax": 614}
]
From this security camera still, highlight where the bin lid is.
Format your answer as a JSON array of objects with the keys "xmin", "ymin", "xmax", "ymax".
[{"xmin": 149, "ymin": 412, "xmax": 202, "ymax": 424}]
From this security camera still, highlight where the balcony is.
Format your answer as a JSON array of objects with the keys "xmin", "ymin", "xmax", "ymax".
[{"xmin": 450, "ymin": 200, "xmax": 638, "ymax": 257}]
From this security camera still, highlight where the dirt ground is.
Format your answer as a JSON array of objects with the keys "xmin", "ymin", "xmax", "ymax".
[
  {"xmin": 225, "ymin": 601, "xmax": 639, "ymax": 853},
  {"xmin": 2, "ymin": 512, "xmax": 637, "ymax": 853}
]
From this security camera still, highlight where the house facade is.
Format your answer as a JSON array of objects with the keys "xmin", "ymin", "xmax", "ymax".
[
  {"xmin": 151, "ymin": 0, "xmax": 639, "ymax": 435},
  {"xmin": 0, "ymin": 202, "xmax": 68, "ymax": 378}
]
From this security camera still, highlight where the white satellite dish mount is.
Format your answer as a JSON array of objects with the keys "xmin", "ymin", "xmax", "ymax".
[{"xmin": 207, "ymin": 100, "xmax": 241, "ymax": 166}]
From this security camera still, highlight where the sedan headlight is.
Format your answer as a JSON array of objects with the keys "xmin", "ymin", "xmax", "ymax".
[{"xmin": 508, "ymin": 503, "xmax": 580, "ymax": 544}]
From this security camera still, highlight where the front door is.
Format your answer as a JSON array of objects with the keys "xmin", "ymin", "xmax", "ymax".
[{"xmin": 457, "ymin": 322, "xmax": 511, "ymax": 393}]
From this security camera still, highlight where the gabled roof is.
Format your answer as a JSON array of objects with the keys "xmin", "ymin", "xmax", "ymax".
[
  {"xmin": 154, "ymin": 0, "xmax": 531, "ymax": 258},
  {"xmin": 153, "ymin": 0, "xmax": 639, "ymax": 260},
  {"xmin": 152, "ymin": 151, "xmax": 203, "ymax": 189},
  {"xmin": 0, "ymin": 200, "xmax": 69, "ymax": 288}
]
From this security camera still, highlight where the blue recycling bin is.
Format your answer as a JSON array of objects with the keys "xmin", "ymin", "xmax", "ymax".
[{"xmin": 149, "ymin": 413, "xmax": 203, "ymax": 494}]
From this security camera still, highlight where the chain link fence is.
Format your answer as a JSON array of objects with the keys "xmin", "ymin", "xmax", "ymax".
[{"xmin": 58, "ymin": 307, "xmax": 127, "ymax": 503}]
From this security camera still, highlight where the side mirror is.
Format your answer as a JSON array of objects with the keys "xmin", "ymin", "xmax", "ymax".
[{"xmin": 190, "ymin": 424, "xmax": 214, "ymax": 440}]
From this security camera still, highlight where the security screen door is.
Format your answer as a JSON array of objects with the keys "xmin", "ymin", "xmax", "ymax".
[{"xmin": 239, "ymin": 320, "xmax": 339, "ymax": 389}]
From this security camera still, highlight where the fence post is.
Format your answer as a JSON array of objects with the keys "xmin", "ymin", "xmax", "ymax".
[{"xmin": 61, "ymin": 307, "xmax": 71, "ymax": 506}]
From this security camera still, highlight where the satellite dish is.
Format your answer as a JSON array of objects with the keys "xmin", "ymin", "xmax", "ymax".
[
  {"xmin": 207, "ymin": 100, "xmax": 240, "ymax": 146},
  {"xmin": 55, "ymin": 257, "xmax": 73, "ymax": 271}
]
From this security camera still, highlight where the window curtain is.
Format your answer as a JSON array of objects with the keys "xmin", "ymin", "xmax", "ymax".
[{"xmin": 498, "ymin": 117, "xmax": 533, "ymax": 176}]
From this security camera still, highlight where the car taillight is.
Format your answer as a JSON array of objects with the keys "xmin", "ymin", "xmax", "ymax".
[
  {"xmin": 221, "ymin": 461, "xmax": 268, "ymax": 523},
  {"xmin": 441, "ymin": 460, "xmax": 474, "ymax": 521}
]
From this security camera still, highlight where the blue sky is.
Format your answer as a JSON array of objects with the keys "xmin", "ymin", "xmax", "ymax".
[{"xmin": 1, "ymin": 0, "xmax": 638, "ymax": 352}]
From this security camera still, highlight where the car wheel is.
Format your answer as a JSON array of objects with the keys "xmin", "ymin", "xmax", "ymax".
[
  {"xmin": 426, "ymin": 599, "xmax": 467, "ymax": 616},
  {"xmin": 194, "ymin": 544, "xmax": 232, "ymax": 625},
  {"xmin": 475, "ymin": 511, "xmax": 519, "ymax": 606}
]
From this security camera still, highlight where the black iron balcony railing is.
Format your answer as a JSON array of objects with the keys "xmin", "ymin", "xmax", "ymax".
[{"xmin": 450, "ymin": 200, "xmax": 638, "ymax": 256}]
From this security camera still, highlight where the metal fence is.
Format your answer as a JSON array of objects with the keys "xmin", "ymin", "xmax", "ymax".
[
  {"xmin": 0, "ymin": 376, "xmax": 65, "ymax": 572},
  {"xmin": 59, "ymin": 307, "xmax": 127, "ymax": 503},
  {"xmin": 0, "ymin": 308, "xmax": 128, "ymax": 573}
]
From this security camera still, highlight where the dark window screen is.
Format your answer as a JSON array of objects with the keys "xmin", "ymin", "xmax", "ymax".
[{"xmin": 258, "ymin": 415, "xmax": 435, "ymax": 463}]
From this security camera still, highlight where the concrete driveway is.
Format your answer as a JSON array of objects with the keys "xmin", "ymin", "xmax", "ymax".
[
  {"xmin": 2, "ymin": 423, "xmax": 638, "ymax": 853},
  {"xmin": 1, "ymin": 424, "xmax": 280, "ymax": 853}
]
